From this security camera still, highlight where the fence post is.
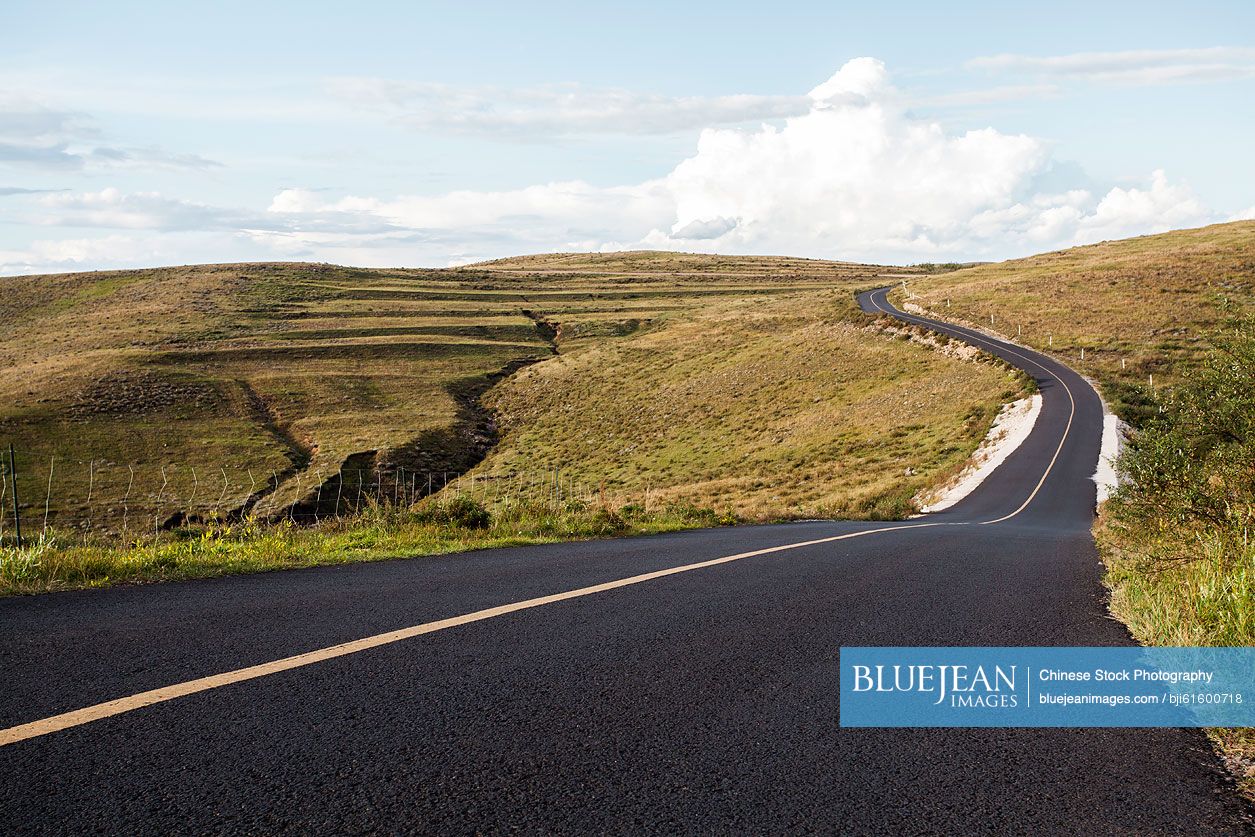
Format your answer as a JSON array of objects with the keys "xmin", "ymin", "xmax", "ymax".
[
  {"xmin": 8, "ymin": 444, "xmax": 20, "ymax": 548},
  {"xmin": 43, "ymin": 455, "xmax": 54, "ymax": 535}
]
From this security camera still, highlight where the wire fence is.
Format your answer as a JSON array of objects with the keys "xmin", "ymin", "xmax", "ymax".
[{"xmin": 0, "ymin": 447, "xmax": 629, "ymax": 545}]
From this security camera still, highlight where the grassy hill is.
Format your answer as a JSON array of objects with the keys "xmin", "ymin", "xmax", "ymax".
[
  {"xmin": 894, "ymin": 221, "xmax": 1255, "ymax": 421},
  {"xmin": 477, "ymin": 289, "xmax": 1018, "ymax": 519},
  {"xmin": 0, "ymin": 253, "xmax": 1020, "ymax": 558}
]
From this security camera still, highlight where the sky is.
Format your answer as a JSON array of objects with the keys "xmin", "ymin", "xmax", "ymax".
[{"xmin": 2, "ymin": 0, "xmax": 1253, "ymax": 274}]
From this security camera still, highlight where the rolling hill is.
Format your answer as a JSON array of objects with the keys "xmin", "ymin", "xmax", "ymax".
[
  {"xmin": 0, "ymin": 253, "xmax": 1018, "ymax": 542},
  {"xmin": 895, "ymin": 221, "xmax": 1255, "ymax": 421}
]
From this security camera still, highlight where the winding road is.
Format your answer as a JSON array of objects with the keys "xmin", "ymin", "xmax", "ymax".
[{"xmin": 0, "ymin": 288, "xmax": 1249, "ymax": 834}]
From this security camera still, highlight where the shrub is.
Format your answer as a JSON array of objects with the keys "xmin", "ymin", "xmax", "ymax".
[
  {"xmin": 413, "ymin": 496, "xmax": 491, "ymax": 529},
  {"xmin": 1103, "ymin": 315, "xmax": 1254, "ymax": 646},
  {"xmin": 588, "ymin": 508, "xmax": 629, "ymax": 534},
  {"xmin": 1108, "ymin": 317, "xmax": 1254, "ymax": 563},
  {"xmin": 618, "ymin": 502, "xmax": 646, "ymax": 519}
]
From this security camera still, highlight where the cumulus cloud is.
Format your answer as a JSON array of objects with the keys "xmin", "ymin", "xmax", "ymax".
[
  {"xmin": 325, "ymin": 77, "xmax": 810, "ymax": 137},
  {"xmin": 4, "ymin": 59, "xmax": 1233, "ymax": 273},
  {"xmin": 0, "ymin": 234, "xmax": 159, "ymax": 275},
  {"xmin": 1075, "ymin": 171, "xmax": 1210, "ymax": 242},
  {"xmin": 967, "ymin": 47, "xmax": 1255, "ymax": 85},
  {"xmin": 671, "ymin": 216, "xmax": 738, "ymax": 240},
  {"xmin": 299, "ymin": 59, "xmax": 1217, "ymax": 262}
]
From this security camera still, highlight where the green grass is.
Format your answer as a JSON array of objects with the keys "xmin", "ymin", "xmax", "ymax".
[
  {"xmin": 1095, "ymin": 318, "xmax": 1255, "ymax": 796},
  {"xmin": 0, "ymin": 497, "xmax": 732, "ymax": 595},
  {"xmin": 475, "ymin": 290, "xmax": 1025, "ymax": 520}
]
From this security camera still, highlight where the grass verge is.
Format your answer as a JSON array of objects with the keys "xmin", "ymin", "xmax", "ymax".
[
  {"xmin": 1096, "ymin": 314, "xmax": 1254, "ymax": 798},
  {"xmin": 0, "ymin": 497, "xmax": 737, "ymax": 596}
]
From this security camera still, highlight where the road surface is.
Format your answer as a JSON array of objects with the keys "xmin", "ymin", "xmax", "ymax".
[{"xmin": 0, "ymin": 288, "xmax": 1249, "ymax": 834}]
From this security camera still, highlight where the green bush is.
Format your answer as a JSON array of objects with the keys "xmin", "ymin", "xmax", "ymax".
[
  {"xmin": 1109, "ymin": 318, "xmax": 1254, "ymax": 560},
  {"xmin": 618, "ymin": 503, "xmax": 646, "ymax": 519},
  {"xmin": 1103, "ymin": 315, "xmax": 1254, "ymax": 646},
  {"xmin": 413, "ymin": 496, "xmax": 492, "ymax": 529},
  {"xmin": 588, "ymin": 508, "xmax": 629, "ymax": 534}
]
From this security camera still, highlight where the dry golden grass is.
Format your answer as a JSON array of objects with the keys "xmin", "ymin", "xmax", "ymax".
[{"xmin": 895, "ymin": 221, "xmax": 1255, "ymax": 419}]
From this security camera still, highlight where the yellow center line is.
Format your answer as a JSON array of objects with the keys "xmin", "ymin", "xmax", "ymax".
[
  {"xmin": 866, "ymin": 289, "xmax": 1081, "ymax": 525},
  {"xmin": 0, "ymin": 521, "xmax": 946, "ymax": 747}
]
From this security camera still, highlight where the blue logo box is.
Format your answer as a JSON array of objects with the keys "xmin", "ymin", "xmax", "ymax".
[{"xmin": 839, "ymin": 647, "xmax": 1255, "ymax": 727}]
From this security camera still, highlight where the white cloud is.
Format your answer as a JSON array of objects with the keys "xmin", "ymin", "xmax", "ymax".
[
  {"xmin": 265, "ymin": 180, "xmax": 672, "ymax": 245},
  {"xmin": 25, "ymin": 187, "xmax": 407, "ymax": 237},
  {"xmin": 0, "ymin": 94, "xmax": 220, "ymax": 172},
  {"xmin": 916, "ymin": 84, "xmax": 1062, "ymax": 108},
  {"xmin": 0, "ymin": 234, "xmax": 158, "ymax": 275},
  {"xmin": 967, "ymin": 47, "xmax": 1255, "ymax": 85},
  {"xmin": 655, "ymin": 59, "xmax": 1055, "ymax": 257},
  {"xmin": 1074, "ymin": 170, "xmax": 1210, "ymax": 243},
  {"xmin": 4, "ymin": 59, "xmax": 1234, "ymax": 273},
  {"xmin": 325, "ymin": 77, "xmax": 810, "ymax": 137},
  {"xmin": 252, "ymin": 60, "xmax": 1223, "ymax": 263},
  {"xmin": 33, "ymin": 188, "xmax": 245, "ymax": 230},
  {"xmin": 671, "ymin": 216, "xmax": 738, "ymax": 240}
]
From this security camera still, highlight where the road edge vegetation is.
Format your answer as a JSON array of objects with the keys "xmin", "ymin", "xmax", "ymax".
[{"xmin": 1097, "ymin": 313, "xmax": 1254, "ymax": 797}]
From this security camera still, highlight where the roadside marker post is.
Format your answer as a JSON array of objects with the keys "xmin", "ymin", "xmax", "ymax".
[
  {"xmin": 8, "ymin": 444, "xmax": 20, "ymax": 548},
  {"xmin": 42, "ymin": 456, "xmax": 54, "ymax": 535}
]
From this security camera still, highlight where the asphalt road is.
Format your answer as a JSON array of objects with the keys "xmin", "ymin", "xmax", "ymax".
[{"xmin": 0, "ymin": 288, "xmax": 1250, "ymax": 834}]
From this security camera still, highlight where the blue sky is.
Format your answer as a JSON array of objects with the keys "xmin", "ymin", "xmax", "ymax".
[{"xmin": 2, "ymin": 0, "xmax": 1253, "ymax": 273}]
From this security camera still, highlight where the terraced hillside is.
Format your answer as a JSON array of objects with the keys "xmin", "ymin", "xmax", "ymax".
[{"xmin": 5, "ymin": 254, "xmax": 1004, "ymax": 537}]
